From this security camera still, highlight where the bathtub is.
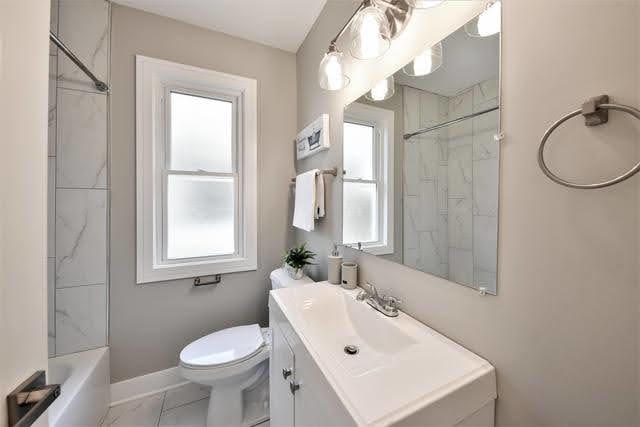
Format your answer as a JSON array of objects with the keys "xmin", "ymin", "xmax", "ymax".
[{"xmin": 48, "ymin": 347, "xmax": 110, "ymax": 427}]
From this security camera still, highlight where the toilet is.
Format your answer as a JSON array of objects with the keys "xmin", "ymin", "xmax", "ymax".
[{"xmin": 179, "ymin": 268, "xmax": 314, "ymax": 427}]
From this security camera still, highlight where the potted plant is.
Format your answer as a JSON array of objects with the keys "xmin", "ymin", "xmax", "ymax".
[{"xmin": 282, "ymin": 243, "xmax": 316, "ymax": 279}]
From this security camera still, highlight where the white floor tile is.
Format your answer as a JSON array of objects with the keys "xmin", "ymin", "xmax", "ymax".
[
  {"xmin": 163, "ymin": 383, "xmax": 210, "ymax": 412},
  {"xmin": 101, "ymin": 393, "xmax": 164, "ymax": 427},
  {"xmin": 158, "ymin": 398, "xmax": 208, "ymax": 427}
]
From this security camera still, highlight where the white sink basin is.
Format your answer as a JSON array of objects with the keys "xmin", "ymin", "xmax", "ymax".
[{"xmin": 270, "ymin": 282, "xmax": 496, "ymax": 426}]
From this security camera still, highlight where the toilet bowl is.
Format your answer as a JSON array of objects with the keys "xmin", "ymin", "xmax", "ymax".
[{"xmin": 179, "ymin": 269, "xmax": 314, "ymax": 427}]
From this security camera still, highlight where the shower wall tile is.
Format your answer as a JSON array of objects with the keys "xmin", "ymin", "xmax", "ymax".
[
  {"xmin": 58, "ymin": 0, "xmax": 110, "ymax": 93},
  {"xmin": 48, "ymin": 158, "xmax": 55, "ymax": 257},
  {"xmin": 48, "ymin": 55, "xmax": 57, "ymax": 157},
  {"xmin": 448, "ymin": 197, "xmax": 472, "ymax": 250},
  {"xmin": 473, "ymin": 78, "xmax": 498, "ymax": 107},
  {"xmin": 437, "ymin": 165, "xmax": 448, "ymax": 213},
  {"xmin": 403, "ymin": 200, "xmax": 419, "ymax": 250},
  {"xmin": 403, "ymin": 141, "xmax": 421, "ymax": 196},
  {"xmin": 50, "ymin": 0, "xmax": 59, "ymax": 54},
  {"xmin": 437, "ymin": 214, "xmax": 448, "ymax": 264},
  {"xmin": 57, "ymin": 89, "xmax": 107, "ymax": 188},
  {"xmin": 56, "ymin": 189, "xmax": 106, "ymax": 288},
  {"xmin": 417, "ymin": 231, "xmax": 443, "ymax": 275},
  {"xmin": 448, "ymin": 143, "xmax": 472, "ymax": 199},
  {"xmin": 55, "ymin": 284, "xmax": 107, "ymax": 355},
  {"xmin": 473, "ymin": 158, "xmax": 499, "ymax": 216},
  {"xmin": 448, "ymin": 89, "xmax": 473, "ymax": 139},
  {"xmin": 473, "ymin": 215, "xmax": 498, "ymax": 273},
  {"xmin": 403, "ymin": 86, "xmax": 420, "ymax": 132},
  {"xmin": 419, "ymin": 91, "xmax": 441, "ymax": 127},
  {"xmin": 48, "ymin": 259, "xmax": 56, "ymax": 357},
  {"xmin": 449, "ymin": 248, "xmax": 473, "ymax": 287}
]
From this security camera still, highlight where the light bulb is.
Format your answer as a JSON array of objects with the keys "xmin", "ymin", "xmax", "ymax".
[
  {"xmin": 407, "ymin": 0, "xmax": 445, "ymax": 8},
  {"xmin": 318, "ymin": 49, "xmax": 350, "ymax": 91},
  {"xmin": 477, "ymin": 1, "xmax": 501, "ymax": 36},
  {"xmin": 465, "ymin": 1, "xmax": 501, "ymax": 37},
  {"xmin": 366, "ymin": 75, "xmax": 395, "ymax": 101},
  {"xmin": 403, "ymin": 42, "xmax": 443, "ymax": 77},
  {"xmin": 350, "ymin": 4, "xmax": 391, "ymax": 60}
]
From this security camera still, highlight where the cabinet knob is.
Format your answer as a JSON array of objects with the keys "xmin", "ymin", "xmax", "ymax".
[
  {"xmin": 289, "ymin": 381, "xmax": 300, "ymax": 394},
  {"xmin": 282, "ymin": 368, "xmax": 292, "ymax": 379}
]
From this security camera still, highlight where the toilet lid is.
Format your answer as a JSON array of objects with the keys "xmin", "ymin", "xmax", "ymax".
[{"xmin": 180, "ymin": 324, "xmax": 265, "ymax": 368}]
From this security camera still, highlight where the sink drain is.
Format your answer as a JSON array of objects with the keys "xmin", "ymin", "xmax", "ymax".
[{"xmin": 344, "ymin": 345, "xmax": 359, "ymax": 355}]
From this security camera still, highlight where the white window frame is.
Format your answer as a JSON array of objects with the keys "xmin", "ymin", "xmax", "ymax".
[
  {"xmin": 136, "ymin": 55, "xmax": 257, "ymax": 284},
  {"xmin": 343, "ymin": 102, "xmax": 394, "ymax": 256}
]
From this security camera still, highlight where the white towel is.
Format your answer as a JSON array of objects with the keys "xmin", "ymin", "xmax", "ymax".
[{"xmin": 293, "ymin": 169, "xmax": 324, "ymax": 231}]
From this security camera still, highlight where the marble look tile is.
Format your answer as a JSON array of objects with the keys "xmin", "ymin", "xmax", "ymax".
[
  {"xmin": 473, "ymin": 215, "xmax": 498, "ymax": 273},
  {"xmin": 56, "ymin": 284, "xmax": 107, "ymax": 354},
  {"xmin": 417, "ymin": 231, "xmax": 444, "ymax": 275},
  {"xmin": 58, "ymin": 0, "xmax": 110, "ymax": 92},
  {"xmin": 448, "ymin": 143, "xmax": 472, "ymax": 199},
  {"xmin": 437, "ymin": 165, "xmax": 448, "ymax": 213},
  {"xmin": 473, "ymin": 158, "xmax": 499, "ymax": 217},
  {"xmin": 405, "ymin": 181, "xmax": 438, "ymax": 232},
  {"xmin": 474, "ymin": 268, "xmax": 497, "ymax": 293},
  {"xmin": 403, "ymin": 197, "xmax": 419, "ymax": 250},
  {"xmin": 437, "ymin": 214, "xmax": 448, "ymax": 264},
  {"xmin": 403, "ymin": 141, "xmax": 420, "ymax": 196},
  {"xmin": 448, "ymin": 197, "xmax": 472, "ymax": 250},
  {"xmin": 48, "ymin": 109, "xmax": 57, "ymax": 157},
  {"xmin": 50, "ymin": 0, "xmax": 59, "ymax": 55},
  {"xmin": 403, "ymin": 86, "xmax": 420, "ymax": 132},
  {"xmin": 101, "ymin": 393, "xmax": 164, "ymax": 427},
  {"xmin": 419, "ymin": 91, "xmax": 441, "ymax": 127},
  {"xmin": 449, "ymin": 248, "xmax": 473, "ymax": 287},
  {"xmin": 48, "ymin": 55, "xmax": 57, "ymax": 157},
  {"xmin": 473, "ymin": 78, "xmax": 499, "ymax": 108},
  {"xmin": 436, "ymin": 135, "xmax": 448, "ymax": 163},
  {"xmin": 158, "ymin": 397, "xmax": 208, "ymax": 427},
  {"xmin": 439, "ymin": 263, "xmax": 449, "ymax": 278},
  {"xmin": 57, "ymin": 89, "xmax": 107, "ymax": 188},
  {"xmin": 48, "ymin": 258, "xmax": 56, "ymax": 357},
  {"xmin": 448, "ymin": 89, "xmax": 473, "ymax": 139},
  {"xmin": 56, "ymin": 189, "xmax": 106, "ymax": 287},
  {"xmin": 48, "ymin": 158, "xmax": 55, "ymax": 257},
  {"xmin": 163, "ymin": 383, "xmax": 210, "ymax": 412},
  {"xmin": 403, "ymin": 248, "xmax": 419, "ymax": 269}
]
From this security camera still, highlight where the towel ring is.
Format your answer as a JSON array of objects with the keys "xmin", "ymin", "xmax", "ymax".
[{"xmin": 538, "ymin": 95, "xmax": 640, "ymax": 189}]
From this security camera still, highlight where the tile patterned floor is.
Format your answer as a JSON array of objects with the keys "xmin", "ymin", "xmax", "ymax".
[{"xmin": 100, "ymin": 382, "xmax": 269, "ymax": 427}]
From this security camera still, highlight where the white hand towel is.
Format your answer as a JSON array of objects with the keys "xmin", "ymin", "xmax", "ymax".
[
  {"xmin": 315, "ymin": 170, "xmax": 325, "ymax": 219},
  {"xmin": 293, "ymin": 169, "xmax": 319, "ymax": 231}
]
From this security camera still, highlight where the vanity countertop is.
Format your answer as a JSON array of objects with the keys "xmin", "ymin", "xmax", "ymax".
[{"xmin": 270, "ymin": 281, "xmax": 496, "ymax": 426}]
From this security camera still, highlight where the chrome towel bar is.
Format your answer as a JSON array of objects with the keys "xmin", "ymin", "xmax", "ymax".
[
  {"xmin": 290, "ymin": 168, "xmax": 338, "ymax": 184},
  {"xmin": 538, "ymin": 94, "xmax": 640, "ymax": 189}
]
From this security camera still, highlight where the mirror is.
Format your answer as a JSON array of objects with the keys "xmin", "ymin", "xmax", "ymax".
[{"xmin": 341, "ymin": 10, "xmax": 501, "ymax": 294}]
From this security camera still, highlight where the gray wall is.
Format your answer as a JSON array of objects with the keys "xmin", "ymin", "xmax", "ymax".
[
  {"xmin": 109, "ymin": 5, "xmax": 297, "ymax": 382},
  {"xmin": 296, "ymin": 0, "xmax": 639, "ymax": 425}
]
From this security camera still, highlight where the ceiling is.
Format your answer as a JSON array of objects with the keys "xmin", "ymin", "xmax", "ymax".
[
  {"xmin": 111, "ymin": 0, "xmax": 328, "ymax": 52},
  {"xmin": 395, "ymin": 24, "xmax": 500, "ymax": 97}
]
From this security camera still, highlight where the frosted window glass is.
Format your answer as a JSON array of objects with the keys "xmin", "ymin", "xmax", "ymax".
[
  {"xmin": 343, "ymin": 182, "xmax": 378, "ymax": 244},
  {"xmin": 167, "ymin": 175, "xmax": 235, "ymax": 259},
  {"xmin": 170, "ymin": 92, "xmax": 233, "ymax": 173},
  {"xmin": 344, "ymin": 122, "xmax": 374, "ymax": 179}
]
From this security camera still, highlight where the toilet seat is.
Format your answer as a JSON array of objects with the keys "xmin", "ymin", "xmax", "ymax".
[{"xmin": 179, "ymin": 325, "xmax": 270, "ymax": 370}]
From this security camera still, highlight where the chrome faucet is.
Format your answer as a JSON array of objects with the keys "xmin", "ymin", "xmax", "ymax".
[{"xmin": 356, "ymin": 282, "xmax": 402, "ymax": 317}]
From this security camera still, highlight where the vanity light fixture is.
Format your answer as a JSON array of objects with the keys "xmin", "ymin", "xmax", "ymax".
[
  {"xmin": 465, "ymin": 0, "xmax": 501, "ymax": 37},
  {"xmin": 350, "ymin": 0, "xmax": 392, "ymax": 60},
  {"xmin": 402, "ymin": 41, "xmax": 443, "ymax": 77},
  {"xmin": 318, "ymin": 0, "xmax": 412, "ymax": 91},
  {"xmin": 318, "ymin": 43, "xmax": 350, "ymax": 91},
  {"xmin": 366, "ymin": 75, "xmax": 395, "ymax": 101},
  {"xmin": 406, "ymin": 0, "xmax": 445, "ymax": 9}
]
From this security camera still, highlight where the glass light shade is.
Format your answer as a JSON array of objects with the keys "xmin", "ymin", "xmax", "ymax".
[
  {"xmin": 402, "ymin": 42, "xmax": 443, "ymax": 77},
  {"xmin": 318, "ymin": 50, "xmax": 350, "ymax": 91},
  {"xmin": 366, "ymin": 75, "xmax": 395, "ymax": 101},
  {"xmin": 465, "ymin": 1, "xmax": 501, "ymax": 37},
  {"xmin": 406, "ymin": 0, "xmax": 445, "ymax": 9},
  {"xmin": 350, "ymin": 4, "xmax": 391, "ymax": 60}
]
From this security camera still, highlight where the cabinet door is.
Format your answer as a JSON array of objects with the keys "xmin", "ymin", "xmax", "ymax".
[{"xmin": 270, "ymin": 323, "xmax": 295, "ymax": 427}]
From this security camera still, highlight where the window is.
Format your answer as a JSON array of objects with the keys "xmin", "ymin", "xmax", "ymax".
[
  {"xmin": 343, "ymin": 103, "xmax": 394, "ymax": 255},
  {"xmin": 136, "ymin": 56, "xmax": 257, "ymax": 283}
]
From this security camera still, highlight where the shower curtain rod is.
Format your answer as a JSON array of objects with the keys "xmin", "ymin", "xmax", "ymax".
[
  {"xmin": 49, "ymin": 31, "xmax": 109, "ymax": 92},
  {"xmin": 403, "ymin": 106, "xmax": 499, "ymax": 140}
]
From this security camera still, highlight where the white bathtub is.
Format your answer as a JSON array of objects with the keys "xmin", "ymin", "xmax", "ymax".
[{"xmin": 48, "ymin": 347, "xmax": 110, "ymax": 427}]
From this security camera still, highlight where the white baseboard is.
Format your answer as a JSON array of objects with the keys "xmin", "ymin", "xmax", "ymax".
[{"xmin": 110, "ymin": 366, "xmax": 189, "ymax": 406}]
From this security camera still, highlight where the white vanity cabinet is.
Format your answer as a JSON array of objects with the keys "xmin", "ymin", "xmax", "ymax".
[
  {"xmin": 269, "ymin": 299, "xmax": 355, "ymax": 427},
  {"xmin": 269, "ymin": 283, "xmax": 497, "ymax": 427}
]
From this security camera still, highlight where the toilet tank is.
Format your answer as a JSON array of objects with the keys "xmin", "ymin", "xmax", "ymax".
[{"xmin": 270, "ymin": 268, "xmax": 314, "ymax": 290}]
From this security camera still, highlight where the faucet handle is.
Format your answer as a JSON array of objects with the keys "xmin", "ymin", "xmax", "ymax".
[{"xmin": 382, "ymin": 295, "xmax": 402, "ymax": 311}]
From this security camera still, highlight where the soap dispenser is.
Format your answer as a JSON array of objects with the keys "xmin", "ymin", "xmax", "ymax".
[{"xmin": 328, "ymin": 243, "xmax": 342, "ymax": 285}]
